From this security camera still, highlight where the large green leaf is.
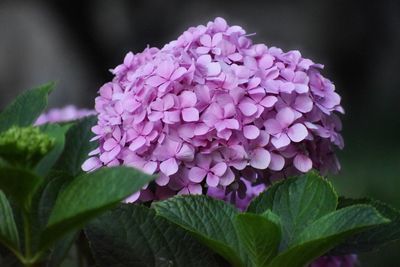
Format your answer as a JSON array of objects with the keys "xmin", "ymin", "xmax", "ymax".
[
  {"xmin": 331, "ymin": 197, "xmax": 400, "ymax": 254},
  {"xmin": 0, "ymin": 83, "xmax": 54, "ymax": 133},
  {"xmin": 267, "ymin": 205, "xmax": 389, "ymax": 267},
  {"xmin": 39, "ymin": 167, "xmax": 155, "ymax": 250},
  {"xmin": 54, "ymin": 116, "xmax": 97, "ymax": 177},
  {"xmin": 0, "ymin": 191, "xmax": 20, "ymax": 254},
  {"xmin": 34, "ymin": 124, "xmax": 68, "ymax": 177},
  {"xmin": 0, "ymin": 166, "xmax": 43, "ymax": 209},
  {"xmin": 248, "ymin": 172, "xmax": 338, "ymax": 247},
  {"xmin": 154, "ymin": 195, "xmax": 247, "ymax": 267},
  {"xmin": 86, "ymin": 204, "xmax": 219, "ymax": 267},
  {"xmin": 234, "ymin": 213, "xmax": 281, "ymax": 267}
]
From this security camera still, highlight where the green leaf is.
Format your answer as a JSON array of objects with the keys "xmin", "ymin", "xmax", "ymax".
[
  {"xmin": 46, "ymin": 232, "xmax": 77, "ymax": 267},
  {"xmin": 248, "ymin": 172, "xmax": 338, "ymax": 247},
  {"xmin": 0, "ymin": 191, "xmax": 20, "ymax": 254},
  {"xmin": 86, "ymin": 204, "xmax": 219, "ymax": 267},
  {"xmin": 34, "ymin": 124, "xmax": 68, "ymax": 177},
  {"xmin": 39, "ymin": 167, "xmax": 155, "ymax": 250},
  {"xmin": 0, "ymin": 82, "xmax": 54, "ymax": 133},
  {"xmin": 0, "ymin": 166, "xmax": 43, "ymax": 209},
  {"xmin": 234, "ymin": 213, "xmax": 281, "ymax": 267},
  {"xmin": 54, "ymin": 116, "xmax": 97, "ymax": 177},
  {"xmin": 267, "ymin": 205, "xmax": 389, "ymax": 267},
  {"xmin": 154, "ymin": 195, "xmax": 247, "ymax": 267},
  {"xmin": 331, "ymin": 197, "xmax": 400, "ymax": 254}
]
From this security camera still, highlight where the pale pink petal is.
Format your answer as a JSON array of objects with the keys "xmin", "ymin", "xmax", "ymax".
[
  {"xmin": 156, "ymin": 60, "xmax": 174, "ymax": 79},
  {"xmin": 260, "ymin": 96, "xmax": 278, "ymax": 108},
  {"xmin": 269, "ymin": 153, "xmax": 285, "ymax": 171},
  {"xmin": 179, "ymin": 91, "xmax": 197, "ymax": 107},
  {"xmin": 239, "ymin": 101, "xmax": 257, "ymax": 116},
  {"xmin": 293, "ymin": 154, "xmax": 313, "ymax": 172},
  {"xmin": 224, "ymin": 119, "xmax": 239, "ymax": 130},
  {"xmin": 276, "ymin": 107, "xmax": 295, "ymax": 127},
  {"xmin": 182, "ymin": 107, "xmax": 200, "ymax": 122},
  {"xmin": 219, "ymin": 167, "xmax": 235, "ymax": 186},
  {"xmin": 287, "ymin": 123, "xmax": 308, "ymax": 142},
  {"xmin": 294, "ymin": 95, "xmax": 313, "ymax": 113},
  {"xmin": 211, "ymin": 162, "xmax": 227, "ymax": 176},
  {"xmin": 271, "ymin": 134, "xmax": 291, "ymax": 149},
  {"xmin": 243, "ymin": 125, "xmax": 260, "ymax": 140},
  {"xmin": 143, "ymin": 161, "xmax": 157, "ymax": 174},
  {"xmin": 199, "ymin": 34, "xmax": 212, "ymax": 47},
  {"xmin": 264, "ymin": 119, "xmax": 282, "ymax": 135},
  {"xmin": 188, "ymin": 167, "xmax": 208, "ymax": 183},
  {"xmin": 188, "ymin": 184, "xmax": 203, "ymax": 194},
  {"xmin": 250, "ymin": 148, "xmax": 271, "ymax": 169},
  {"xmin": 146, "ymin": 75, "xmax": 166, "ymax": 87},
  {"xmin": 171, "ymin": 67, "xmax": 187, "ymax": 81},
  {"xmin": 156, "ymin": 174, "xmax": 170, "ymax": 186},
  {"xmin": 82, "ymin": 157, "xmax": 102, "ymax": 172},
  {"xmin": 103, "ymin": 138, "xmax": 118, "ymax": 151},
  {"xmin": 129, "ymin": 136, "xmax": 146, "ymax": 151},
  {"xmin": 160, "ymin": 158, "xmax": 179, "ymax": 176},
  {"xmin": 207, "ymin": 62, "xmax": 221, "ymax": 76},
  {"xmin": 125, "ymin": 192, "xmax": 140, "ymax": 203},
  {"xmin": 206, "ymin": 173, "xmax": 219, "ymax": 187},
  {"xmin": 259, "ymin": 54, "xmax": 274, "ymax": 69}
]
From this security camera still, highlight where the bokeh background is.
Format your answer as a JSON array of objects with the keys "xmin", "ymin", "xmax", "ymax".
[{"xmin": 1, "ymin": 0, "xmax": 399, "ymax": 266}]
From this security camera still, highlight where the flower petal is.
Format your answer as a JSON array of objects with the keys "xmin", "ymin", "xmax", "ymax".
[
  {"xmin": 250, "ymin": 148, "xmax": 271, "ymax": 169},
  {"xmin": 243, "ymin": 125, "xmax": 260, "ymax": 140},
  {"xmin": 182, "ymin": 107, "xmax": 200, "ymax": 122},
  {"xmin": 188, "ymin": 167, "xmax": 207, "ymax": 183},
  {"xmin": 160, "ymin": 158, "xmax": 179, "ymax": 176},
  {"xmin": 293, "ymin": 154, "xmax": 312, "ymax": 172},
  {"xmin": 287, "ymin": 123, "xmax": 308, "ymax": 142}
]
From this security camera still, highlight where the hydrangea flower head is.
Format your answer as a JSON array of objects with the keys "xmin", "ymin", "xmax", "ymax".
[{"xmin": 83, "ymin": 17, "xmax": 344, "ymax": 203}]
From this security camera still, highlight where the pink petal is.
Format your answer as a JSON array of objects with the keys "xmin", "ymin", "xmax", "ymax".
[
  {"xmin": 156, "ymin": 60, "xmax": 174, "ymax": 79},
  {"xmin": 124, "ymin": 192, "xmax": 140, "ymax": 203},
  {"xmin": 156, "ymin": 174, "xmax": 170, "ymax": 186},
  {"xmin": 103, "ymin": 138, "xmax": 118, "ymax": 151},
  {"xmin": 182, "ymin": 107, "xmax": 199, "ymax": 122},
  {"xmin": 224, "ymin": 119, "xmax": 240, "ymax": 130},
  {"xmin": 160, "ymin": 158, "xmax": 179, "ymax": 176},
  {"xmin": 250, "ymin": 148, "xmax": 271, "ymax": 170},
  {"xmin": 239, "ymin": 101, "xmax": 258, "ymax": 116},
  {"xmin": 271, "ymin": 134, "xmax": 291, "ymax": 149},
  {"xmin": 146, "ymin": 75, "xmax": 166, "ymax": 87},
  {"xmin": 269, "ymin": 153, "xmax": 285, "ymax": 171},
  {"xmin": 199, "ymin": 34, "xmax": 212, "ymax": 47},
  {"xmin": 276, "ymin": 107, "xmax": 295, "ymax": 127},
  {"xmin": 142, "ymin": 161, "xmax": 157, "ymax": 175},
  {"xmin": 243, "ymin": 125, "xmax": 260, "ymax": 140},
  {"xmin": 187, "ymin": 184, "xmax": 203, "ymax": 195},
  {"xmin": 171, "ymin": 67, "xmax": 187, "ymax": 81},
  {"xmin": 82, "ymin": 157, "xmax": 102, "ymax": 172},
  {"xmin": 129, "ymin": 136, "xmax": 146, "ymax": 151},
  {"xmin": 163, "ymin": 110, "xmax": 181, "ymax": 124},
  {"xmin": 287, "ymin": 123, "xmax": 308, "ymax": 142},
  {"xmin": 294, "ymin": 95, "xmax": 313, "ymax": 113},
  {"xmin": 207, "ymin": 62, "xmax": 221, "ymax": 76},
  {"xmin": 180, "ymin": 91, "xmax": 197, "ymax": 107},
  {"xmin": 188, "ymin": 167, "xmax": 207, "ymax": 183},
  {"xmin": 260, "ymin": 96, "xmax": 278, "ymax": 108},
  {"xmin": 259, "ymin": 54, "xmax": 274, "ymax": 69},
  {"xmin": 293, "ymin": 154, "xmax": 313, "ymax": 172},
  {"xmin": 99, "ymin": 145, "xmax": 121, "ymax": 164},
  {"xmin": 264, "ymin": 119, "xmax": 282, "ymax": 135},
  {"xmin": 211, "ymin": 162, "xmax": 227, "ymax": 176},
  {"xmin": 176, "ymin": 143, "xmax": 195, "ymax": 162},
  {"xmin": 219, "ymin": 167, "xmax": 235, "ymax": 186},
  {"xmin": 206, "ymin": 173, "xmax": 219, "ymax": 187}
]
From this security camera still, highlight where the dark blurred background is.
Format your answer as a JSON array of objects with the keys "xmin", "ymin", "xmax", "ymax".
[{"xmin": 1, "ymin": 0, "xmax": 399, "ymax": 265}]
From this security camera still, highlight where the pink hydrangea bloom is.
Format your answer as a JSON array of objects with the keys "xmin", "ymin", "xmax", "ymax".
[
  {"xmin": 35, "ymin": 105, "xmax": 95, "ymax": 125},
  {"xmin": 83, "ymin": 17, "xmax": 344, "ymax": 202},
  {"xmin": 83, "ymin": 17, "xmax": 354, "ymax": 266}
]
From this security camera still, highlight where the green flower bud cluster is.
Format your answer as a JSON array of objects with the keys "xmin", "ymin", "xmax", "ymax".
[{"xmin": 0, "ymin": 126, "xmax": 55, "ymax": 166}]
